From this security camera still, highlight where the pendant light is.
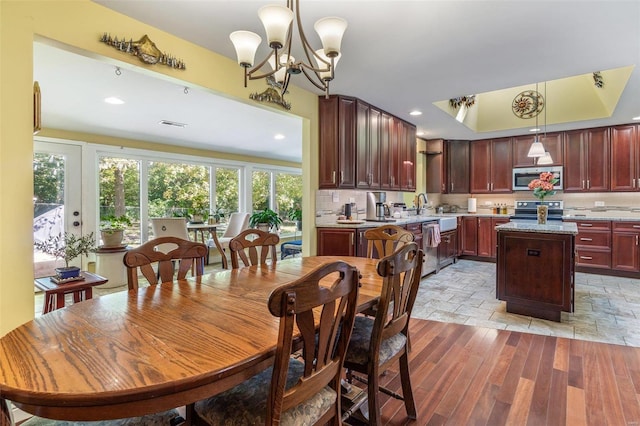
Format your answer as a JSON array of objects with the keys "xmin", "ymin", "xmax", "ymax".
[
  {"xmin": 537, "ymin": 81, "xmax": 554, "ymax": 165},
  {"xmin": 527, "ymin": 82, "xmax": 546, "ymax": 158}
]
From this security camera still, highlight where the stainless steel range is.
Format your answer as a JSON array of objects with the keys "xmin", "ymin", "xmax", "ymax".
[{"xmin": 511, "ymin": 200, "xmax": 564, "ymax": 223}]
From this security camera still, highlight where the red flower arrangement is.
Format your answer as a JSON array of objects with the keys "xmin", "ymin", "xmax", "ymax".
[{"xmin": 528, "ymin": 172, "xmax": 558, "ymax": 201}]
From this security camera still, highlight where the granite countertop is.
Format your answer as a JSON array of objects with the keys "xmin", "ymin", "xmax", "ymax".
[
  {"xmin": 315, "ymin": 213, "xmax": 512, "ymax": 229},
  {"xmin": 496, "ymin": 221, "xmax": 578, "ymax": 235}
]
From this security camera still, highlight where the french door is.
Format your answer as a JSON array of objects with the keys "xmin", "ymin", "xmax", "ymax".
[{"xmin": 33, "ymin": 141, "xmax": 82, "ymax": 278}]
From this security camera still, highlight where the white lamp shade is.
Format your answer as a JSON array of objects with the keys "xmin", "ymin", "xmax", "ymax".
[
  {"xmin": 268, "ymin": 54, "xmax": 294, "ymax": 83},
  {"xmin": 537, "ymin": 151, "xmax": 554, "ymax": 165},
  {"xmin": 229, "ymin": 31, "xmax": 262, "ymax": 67},
  {"xmin": 527, "ymin": 139, "xmax": 546, "ymax": 158},
  {"xmin": 314, "ymin": 17, "xmax": 348, "ymax": 57},
  {"xmin": 258, "ymin": 5, "xmax": 293, "ymax": 49},
  {"xmin": 455, "ymin": 104, "xmax": 468, "ymax": 123},
  {"xmin": 314, "ymin": 49, "xmax": 340, "ymax": 81}
]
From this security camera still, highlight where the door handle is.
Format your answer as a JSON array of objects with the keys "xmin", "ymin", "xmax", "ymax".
[
  {"xmin": 580, "ymin": 238, "xmax": 593, "ymax": 241},
  {"xmin": 73, "ymin": 221, "xmax": 80, "ymax": 227},
  {"xmin": 580, "ymin": 256, "xmax": 593, "ymax": 260}
]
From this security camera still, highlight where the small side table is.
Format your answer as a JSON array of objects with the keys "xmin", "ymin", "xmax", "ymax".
[{"xmin": 34, "ymin": 271, "xmax": 108, "ymax": 314}]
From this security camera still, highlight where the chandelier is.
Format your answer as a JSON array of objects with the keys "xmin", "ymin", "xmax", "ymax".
[{"xmin": 229, "ymin": 1, "xmax": 347, "ymax": 99}]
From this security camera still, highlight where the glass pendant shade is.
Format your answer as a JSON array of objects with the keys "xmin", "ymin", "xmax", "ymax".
[
  {"xmin": 314, "ymin": 50, "xmax": 340, "ymax": 81},
  {"xmin": 537, "ymin": 151, "xmax": 554, "ymax": 165},
  {"xmin": 314, "ymin": 17, "xmax": 348, "ymax": 57},
  {"xmin": 268, "ymin": 53, "xmax": 294, "ymax": 83},
  {"xmin": 229, "ymin": 31, "xmax": 262, "ymax": 67},
  {"xmin": 455, "ymin": 104, "xmax": 468, "ymax": 123},
  {"xmin": 258, "ymin": 5, "xmax": 294, "ymax": 49},
  {"xmin": 527, "ymin": 138, "xmax": 546, "ymax": 157}
]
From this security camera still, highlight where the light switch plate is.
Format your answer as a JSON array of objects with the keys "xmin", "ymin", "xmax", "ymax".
[
  {"xmin": 332, "ymin": 192, "xmax": 339, "ymax": 202},
  {"xmin": 595, "ymin": 201, "xmax": 605, "ymax": 207}
]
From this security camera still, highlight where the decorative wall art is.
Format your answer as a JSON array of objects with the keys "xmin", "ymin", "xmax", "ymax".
[
  {"xmin": 449, "ymin": 95, "xmax": 476, "ymax": 110},
  {"xmin": 512, "ymin": 90, "xmax": 544, "ymax": 119},
  {"xmin": 593, "ymin": 71, "xmax": 604, "ymax": 88},
  {"xmin": 33, "ymin": 81, "xmax": 41, "ymax": 135},
  {"xmin": 249, "ymin": 76, "xmax": 292, "ymax": 110},
  {"xmin": 99, "ymin": 33, "xmax": 186, "ymax": 70}
]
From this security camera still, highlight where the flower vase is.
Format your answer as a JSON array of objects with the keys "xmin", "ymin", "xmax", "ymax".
[{"xmin": 537, "ymin": 205, "xmax": 548, "ymax": 224}]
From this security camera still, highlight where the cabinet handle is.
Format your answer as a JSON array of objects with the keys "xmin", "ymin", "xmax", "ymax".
[
  {"xmin": 442, "ymin": 183, "xmax": 445, "ymax": 192},
  {"xmin": 350, "ymin": 233, "xmax": 354, "ymax": 247},
  {"xmin": 450, "ymin": 182, "xmax": 454, "ymax": 192},
  {"xmin": 633, "ymin": 178, "xmax": 636, "ymax": 188},
  {"xmin": 340, "ymin": 170, "xmax": 344, "ymax": 184},
  {"xmin": 580, "ymin": 237, "xmax": 593, "ymax": 241},
  {"xmin": 637, "ymin": 235, "xmax": 639, "ymax": 246},
  {"xmin": 580, "ymin": 256, "xmax": 593, "ymax": 260},
  {"xmin": 486, "ymin": 183, "xmax": 489, "ymax": 190},
  {"xmin": 332, "ymin": 171, "xmax": 336, "ymax": 184},
  {"xmin": 633, "ymin": 225, "xmax": 640, "ymax": 229},
  {"xmin": 580, "ymin": 223, "xmax": 593, "ymax": 227},
  {"xmin": 582, "ymin": 180, "xmax": 585, "ymax": 189},
  {"xmin": 587, "ymin": 179, "xmax": 590, "ymax": 189},
  {"xmin": 491, "ymin": 183, "xmax": 494, "ymax": 191}
]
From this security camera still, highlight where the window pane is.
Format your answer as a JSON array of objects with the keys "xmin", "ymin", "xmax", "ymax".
[
  {"xmin": 215, "ymin": 167, "xmax": 239, "ymax": 218},
  {"xmin": 275, "ymin": 172, "xmax": 302, "ymax": 236},
  {"xmin": 99, "ymin": 157, "xmax": 141, "ymax": 246},
  {"xmin": 147, "ymin": 161, "xmax": 210, "ymax": 234},
  {"xmin": 252, "ymin": 170, "xmax": 270, "ymax": 212}
]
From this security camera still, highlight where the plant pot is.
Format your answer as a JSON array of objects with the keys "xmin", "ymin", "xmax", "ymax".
[
  {"xmin": 296, "ymin": 220, "xmax": 302, "ymax": 231},
  {"xmin": 101, "ymin": 229, "xmax": 124, "ymax": 248},
  {"xmin": 55, "ymin": 266, "xmax": 81, "ymax": 279}
]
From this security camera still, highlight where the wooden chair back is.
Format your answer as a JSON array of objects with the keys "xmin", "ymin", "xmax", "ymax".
[
  {"xmin": 373, "ymin": 242, "xmax": 423, "ymax": 353},
  {"xmin": 266, "ymin": 261, "xmax": 360, "ymax": 425},
  {"xmin": 364, "ymin": 224, "xmax": 414, "ymax": 259},
  {"xmin": 228, "ymin": 228, "xmax": 280, "ymax": 269},
  {"xmin": 123, "ymin": 236, "xmax": 207, "ymax": 290}
]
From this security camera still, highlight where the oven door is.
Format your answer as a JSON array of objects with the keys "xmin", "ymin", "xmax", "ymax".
[{"xmin": 512, "ymin": 166, "xmax": 563, "ymax": 191}]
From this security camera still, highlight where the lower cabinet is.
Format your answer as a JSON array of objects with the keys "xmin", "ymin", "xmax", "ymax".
[
  {"xmin": 459, "ymin": 216, "xmax": 509, "ymax": 260},
  {"xmin": 438, "ymin": 230, "xmax": 457, "ymax": 269},
  {"xmin": 317, "ymin": 228, "xmax": 356, "ymax": 256},
  {"xmin": 612, "ymin": 222, "xmax": 640, "ymax": 272},
  {"xmin": 566, "ymin": 220, "xmax": 611, "ymax": 270}
]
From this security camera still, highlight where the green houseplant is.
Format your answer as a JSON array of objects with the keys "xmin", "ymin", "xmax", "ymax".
[
  {"xmin": 99, "ymin": 214, "xmax": 132, "ymax": 248},
  {"xmin": 210, "ymin": 208, "xmax": 225, "ymax": 224},
  {"xmin": 34, "ymin": 232, "xmax": 96, "ymax": 279},
  {"xmin": 288, "ymin": 207, "xmax": 302, "ymax": 231},
  {"xmin": 250, "ymin": 208, "xmax": 283, "ymax": 232}
]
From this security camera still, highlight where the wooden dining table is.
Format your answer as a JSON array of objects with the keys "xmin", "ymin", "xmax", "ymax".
[{"xmin": 0, "ymin": 256, "xmax": 382, "ymax": 423}]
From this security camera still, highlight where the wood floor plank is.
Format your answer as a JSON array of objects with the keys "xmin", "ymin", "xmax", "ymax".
[
  {"xmin": 553, "ymin": 337, "xmax": 570, "ymax": 372},
  {"xmin": 566, "ymin": 385, "xmax": 587, "ymax": 425},
  {"xmin": 596, "ymin": 344, "xmax": 627, "ymax": 425},
  {"xmin": 546, "ymin": 369, "xmax": 568, "ymax": 425},
  {"xmin": 495, "ymin": 333, "xmax": 533, "ymax": 404},
  {"xmin": 527, "ymin": 336, "xmax": 557, "ymax": 424},
  {"xmin": 504, "ymin": 377, "xmax": 535, "ymax": 425}
]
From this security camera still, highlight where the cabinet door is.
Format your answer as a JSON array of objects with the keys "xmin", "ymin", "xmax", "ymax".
[
  {"xmin": 491, "ymin": 218, "xmax": 511, "ymax": 258},
  {"xmin": 585, "ymin": 127, "xmax": 610, "ymax": 192},
  {"xmin": 460, "ymin": 216, "xmax": 478, "ymax": 255},
  {"xmin": 612, "ymin": 232, "xmax": 640, "ymax": 272},
  {"xmin": 477, "ymin": 217, "xmax": 493, "ymax": 257},
  {"xmin": 318, "ymin": 96, "xmax": 340, "ymax": 188},
  {"xmin": 563, "ymin": 129, "xmax": 585, "ymax": 192},
  {"xmin": 610, "ymin": 124, "xmax": 639, "ymax": 191},
  {"xmin": 490, "ymin": 138, "xmax": 513, "ymax": 193},
  {"xmin": 401, "ymin": 123, "xmax": 417, "ymax": 191},
  {"xmin": 512, "ymin": 133, "xmax": 563, "ymax": 167},
  {"xmin": 337, "ymin": 97, "xmax": 356, "ymax": 188},
  {"xmin": 425, "ymin": 139, "xmax": 444, "ymax": 193},
  {"xmin": 356, "ymin": 101, "xmax": 370, "ymax": 188},
  {"xmin": 316, "ymin": 229, "xmax": 355, "ymax": 256},
  {"xmin": 369, "ymin": 108, "xmax": 381, "ymax": 188},
  {"xmin": 470, "ymin": 139, "xmax": 492, "ymax": 193},
  {"xmin": 446, "ymin": 140, "xmax": 470, "ymax": 193},
  {"xmin": 379, "ymin": 113, "xmax": 394, "ymax": 190}
]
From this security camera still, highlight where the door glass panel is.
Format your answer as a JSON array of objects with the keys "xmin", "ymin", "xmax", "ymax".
[
  {"xmin": 252, "ymin": 170, "xmax": 270, "ymax": 212},
  {"xmin": 215, "ymin": 167, "xmax": 239, "ymax": 218},
  {"xmin": 275, "ymin": 172, "xmax": 302, "ymax": 236}
]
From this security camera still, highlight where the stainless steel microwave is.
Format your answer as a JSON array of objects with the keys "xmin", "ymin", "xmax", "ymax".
[{"xmin": 512, "ymin": 166, "xmax": 563, "ymax": 191}]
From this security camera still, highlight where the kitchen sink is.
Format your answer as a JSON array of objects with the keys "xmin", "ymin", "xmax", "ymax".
[{"xmin": 420, "ymin": 216, "xmax": 458, "ymax": 232}]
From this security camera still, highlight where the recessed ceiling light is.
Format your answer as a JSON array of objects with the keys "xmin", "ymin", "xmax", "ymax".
[
  {"xmin": 416, "ymin": 131, "xmax": 425, "ymax": 136},
  {"xmin": 409, "ymin": 110, "xmax": 422, "ymax": 116},
  {"xmin": 159, "ymin": 120, "xmax": 187, "ymax": 128},
  {"xmin": 633, "ymin": 116, "xmax": 640, "ymax": 121},
  {"xmin": 529, "ymin": 128, "xmax": 541, "ymax": 132},
  {"xmin": 104, "ymin": 97, "xmax": 124, "ymax": 105},
  {"xmin": 274, "ymin": 134, "xmax": 285, "ymax": 140}
]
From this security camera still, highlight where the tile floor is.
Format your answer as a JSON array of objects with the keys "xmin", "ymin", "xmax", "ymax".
[{"xmin": 35, "ymin": 259, "xmax": 640, "ymax": 347}]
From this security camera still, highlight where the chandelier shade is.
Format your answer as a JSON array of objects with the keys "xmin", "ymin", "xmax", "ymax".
[
  {"xmin": 230, "ymin": 0, "xmax": 348, "ymax": 99},
  {"xmin": 527, "ymin": 138, "xmax": 547, "ymax": 157}
]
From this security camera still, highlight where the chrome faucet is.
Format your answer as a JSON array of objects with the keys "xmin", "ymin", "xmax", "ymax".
[{"xmin": 416, "ymin": 193, "xmax": 428, "ymax": 215}]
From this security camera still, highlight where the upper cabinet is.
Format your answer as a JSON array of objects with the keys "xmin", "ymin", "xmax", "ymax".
[
  {"xmin": 563, "ymin": 127, "xmax": 610, "ymax": 192},
  {"xmin": 445, "ymin": 140, "xmax": 470, "ymax": 194},
  {"xmin": 318, "ymin": 96, "xmax": 356, "ymax": 188},
  {"xmin": 319, "ymin": 95, "xmax": 416, "ymax": 191},
  {"xmin": 470, "ymin": 138, "xmax": 512, "ymax": 194},
  {"xmin": 610, "ymin": 124, "xmax": 640, "ymax": 192},
  {"xmin": 512, "ymin": 132, "xmax": 563, "ymax": 167}
]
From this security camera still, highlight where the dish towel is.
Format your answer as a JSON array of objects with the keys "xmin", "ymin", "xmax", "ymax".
[{"xmin": 424, "ymin": 223, "xmax": 441, "ymax": 247}]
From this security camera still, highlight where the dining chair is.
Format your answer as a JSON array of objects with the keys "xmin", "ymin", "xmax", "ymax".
[
  {"xmin": 208, "ymin": 212, "xmax": 250, "ymax": 269},
  {"xmin": 150, "ymin": 217, "xmax": 190, "ymax": 253},
  {"xmin": 344, "ymin": 242, "xmax": 423, "ymax": 426},
  {"xmin": 123, "ymin": 236, "xmax": 207, "ymax": 290},
  {"xmin": 192, "ymin": 260, "xmax": 360, "ymax": 426},
  {"xmin": 0, "ymin": 396, "xmax": 183, "ymax": 426},
  {"xmin": 364, "ymin": 224, "xmax": 414, "ymax": 259},
  {"xmin": 228, "ymin": 228, "xmax": 280, "ymax": 269}
]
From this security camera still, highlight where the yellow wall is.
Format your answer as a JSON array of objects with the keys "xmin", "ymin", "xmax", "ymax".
[{"xmin": 0, "ymin": 0, "xmax": 319, "ymax": 335}]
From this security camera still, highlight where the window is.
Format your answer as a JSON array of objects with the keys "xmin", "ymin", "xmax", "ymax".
[
  {"xmin": 99, "ymin": 157, "xmax": 140, "ymax": 245},
  {"xmin": 214, "ymin": 167, "xmax": 240, "ymax": 218}
]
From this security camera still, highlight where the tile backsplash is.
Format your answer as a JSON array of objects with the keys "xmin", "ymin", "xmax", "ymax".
[{"xmin": 315, "ymin": 190, "xmax": 409, "ymax": 224}]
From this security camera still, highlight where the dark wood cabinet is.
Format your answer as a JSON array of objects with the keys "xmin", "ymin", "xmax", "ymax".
[
  {"xmin": 438, "ymin": 230, "xmax": 457, "ymax": 269},
  {"xmin": 566, "ymin": 220, "xmax": 611, "ymax": 270},
  {"xmin": 470, "ymin": 138, "xmax": 512, "ymax": 194},
  {"xmin": 316, "ymin": 228, "xmax": 356, "ymax": 256},
  {"xmin": 563, "ymin": 127, "xmax": 610, "ymax": 192},
  {"xmin": 380, "ymin": 113, "xmax": 399, "ymax": 190},
  {"xmin": 612, "ymin": 222, "xmax": 640, "ymax": 272},
  {"xmin": 477, "ymin": 217, "xmax": 494, "ymax": 257},
  {"xmin": 610, "ymin": 124, "xmax": 640, "ymax": 192},
  {"xmin": 356, "ymin": 101, "xmax": 381, "ymax": 189},
  {"xmin": 445, "ymin": 140, "xmax": 470, "ymax": 193},
  {"xmin": 401, "ymin": 122, "xmax": 417, "ymax": 191},
  {"xmin": 460, "ymin": 216, "xmax": 478, "ymax": 256},
  {"xmin": 459, "ymin": 215, "xmax": 508, "ymax": 259},
  {"xmin": 425, "ymin": 139, "xmax": 444, "ymax": 193},
  {"xmin": 318, "ymin": 96, "xmax": 356, "ymax": 189},
  {"xmin": 491, "ymin": 218, "xmax": 511, "ymax": 258},
  {"xmin": 512, "ymin": 133, "xmax": 563, "ymax": 167}
]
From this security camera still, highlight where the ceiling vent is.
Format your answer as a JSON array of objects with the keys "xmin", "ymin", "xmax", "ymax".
[{"xmin": 159, "ymin": 120, "xmax": 187, "ymax": 128}]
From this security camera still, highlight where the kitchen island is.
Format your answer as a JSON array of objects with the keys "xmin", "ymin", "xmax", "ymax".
[{"xmin": 495, "ymin": 221, "xmax": 578, "ymax": 322}]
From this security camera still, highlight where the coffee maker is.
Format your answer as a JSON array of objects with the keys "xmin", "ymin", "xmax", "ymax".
[{"xmin": 366, "ymin": 191, "xmax": 387, "ymax": 221}]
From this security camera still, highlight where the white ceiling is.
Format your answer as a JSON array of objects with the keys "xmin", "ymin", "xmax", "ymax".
[{"xmin": 38, "ymin": 1, "xmax": 640, "ymax": 163}]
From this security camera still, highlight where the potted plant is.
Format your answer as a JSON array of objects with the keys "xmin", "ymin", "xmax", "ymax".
[
  {"xmin": 187, "ymin": 208, "xmax": 208, "ymax": 224},
  {"xmin": 288, "ymin": 207, "xmax": 302, "ymax": 231},
  {"xmin": 100, "ymin": 214, "xmax": 132, "ymax": 248},
  {"xmin": 210, "ymin": 208, "xmax": 225, "ymax": 224},
  {"xmin": 34, "ymin": 232, "xmax": 96, "ymax": 280},
  {"xmin": 249, "ymin": 208, "xmax": 283, "ymax": 232}
]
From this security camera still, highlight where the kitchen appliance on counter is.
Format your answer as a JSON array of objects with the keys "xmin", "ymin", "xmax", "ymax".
[
  {"xmin": 366, "ymin": 191, "xmax": 392, "ymax": 222},
  {"xmin": 513, "ymin": 166, "xmax": 563, "ymax": 191},
  {"xmin": 510, "ymin": 200, "xmax": 564, "ymax": 223}
]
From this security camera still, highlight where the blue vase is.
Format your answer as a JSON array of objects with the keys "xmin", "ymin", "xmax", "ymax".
[{"xmin": 55, "ymin": 266, "xmax": 81, "ymax": 279}]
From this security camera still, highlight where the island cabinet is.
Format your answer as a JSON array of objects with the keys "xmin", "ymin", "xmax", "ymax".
[
  {"xmin": 565, "ymin": 220, "xmax": 611, "ymax": 270},
  {"xmin": 316, "ymin": 228, "xmax": 357, "ymax": 256},
  {"xmin": 469, "ymin": 138, "xmax": 512, "ymax": 194},
  {"xmin": 512, "ymin": 132, "xmax": 564, "ymax": 167},
  {"xmin": 318, "ymin": 96, "xmax": 356, "ymax": 189},
  {"xmin": 612, "ymin": 222, "xmax": 640, "ymax": 272},
  {"xmin": 496, "ymin": 228, "xmax": 575, "ymax": 322},
  {"xmin": 610, "ymin": 124, "xmax": 640, "ymax": 192},
  {"xmin": 563, "ymin": 127, "xmax": 610, "ymax": 192}
]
